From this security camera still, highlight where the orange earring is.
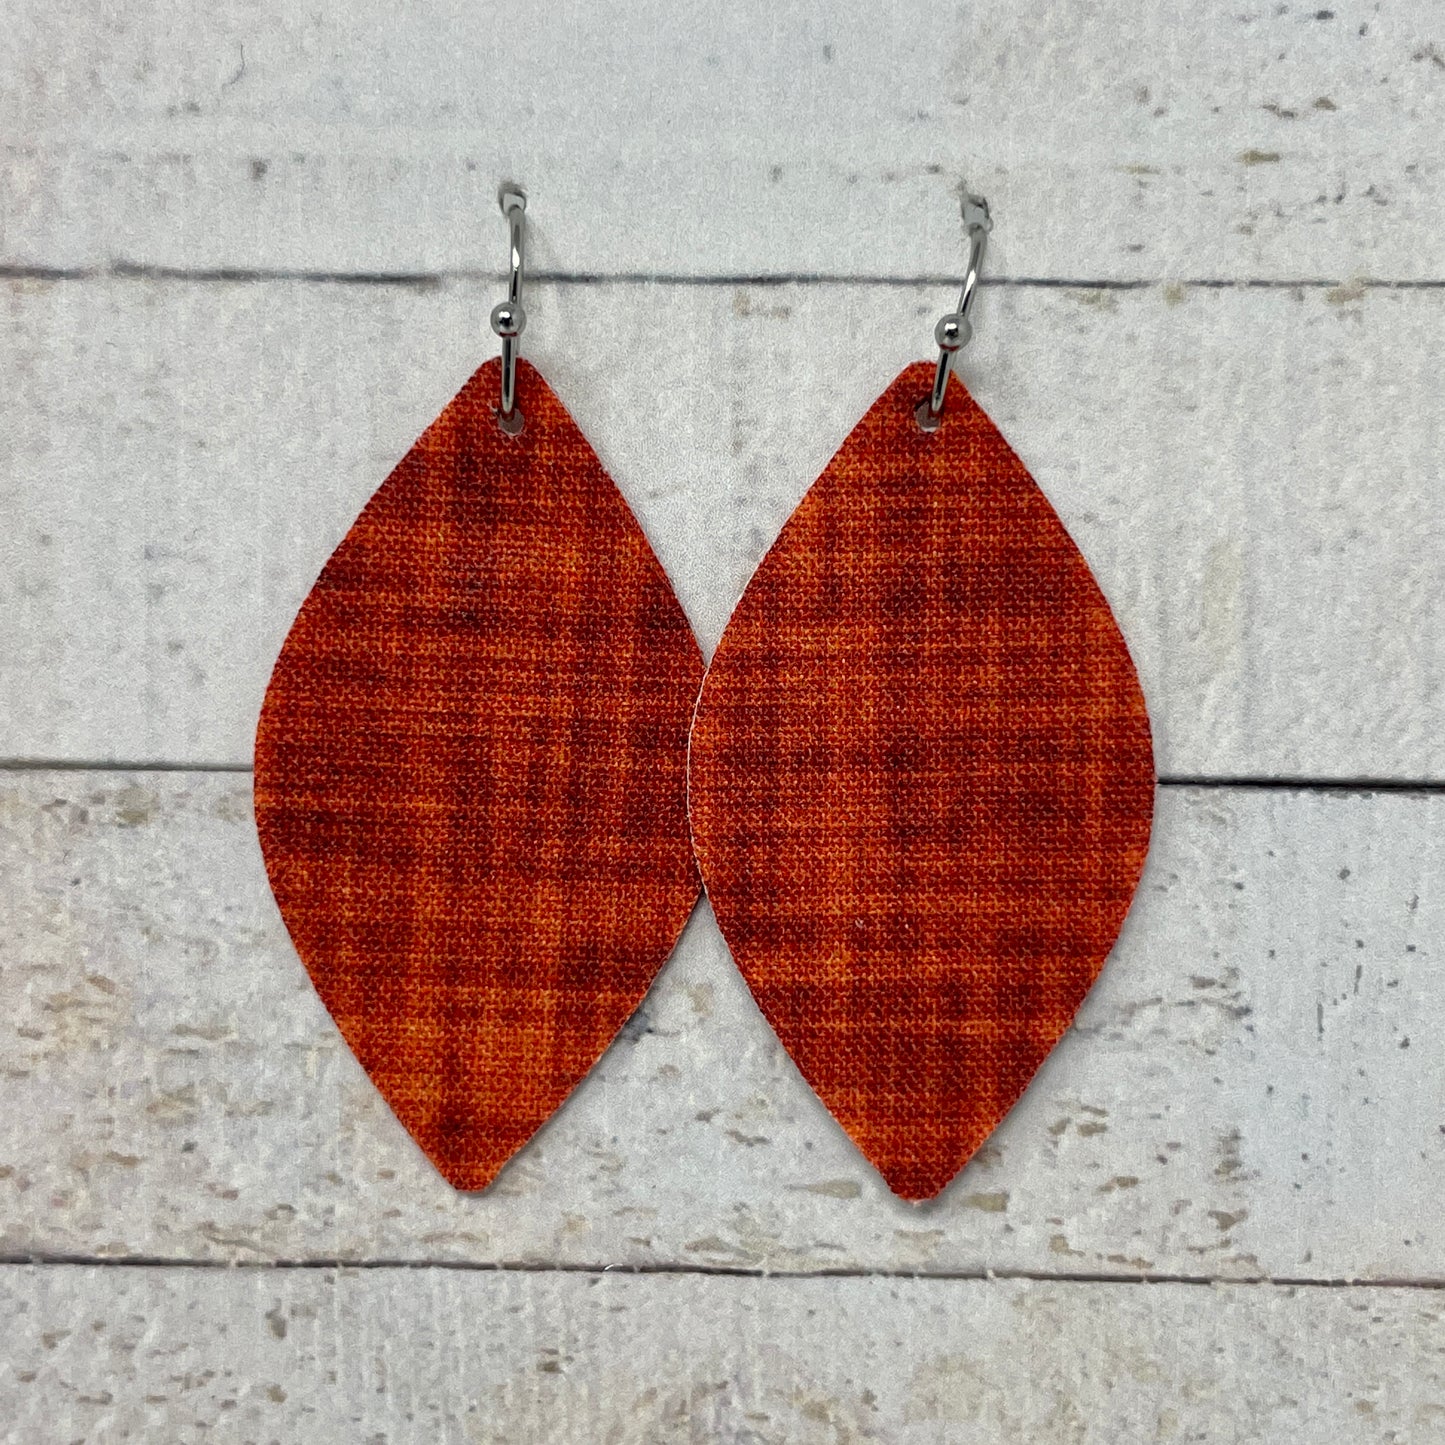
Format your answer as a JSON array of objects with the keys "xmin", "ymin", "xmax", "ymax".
[
  {"xmin": 255, "ymin": 187, "xmax": 703, "ymax": 1190},
  {"xmin": 688, "ymin": 196, "xmax": 1155, "ymax": 1200}
]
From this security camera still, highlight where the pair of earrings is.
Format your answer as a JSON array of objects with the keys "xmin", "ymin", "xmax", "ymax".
[{"xmin": 254, "ymin": 187, "xmax": 1154, "ymax": 1202}]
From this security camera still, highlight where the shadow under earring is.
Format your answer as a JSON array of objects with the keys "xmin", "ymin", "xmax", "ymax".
[
  {"xmin": 688, "ymin": 196, "xmax": 1155, "ymax": 1200},
  {"xmin": 255, "ymin": 187, "xmax": 704, "ymax": 1190}
]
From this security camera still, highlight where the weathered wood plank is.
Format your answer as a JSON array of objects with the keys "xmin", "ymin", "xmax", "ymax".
[
  {"xmin": 5, "ymin": 278, "xmax": 1444, "ymax": 777},
  {"xmin": 1, "ymin": 773, "xmax": 1440, "ymax": 1281},
  {"xmin": 5, "ymin": 1, "xmax": 1444, "ymax": 279},
  {"xmin": 1, "ymin": 1265, "xmax": 1440, "ymax": 1442}
]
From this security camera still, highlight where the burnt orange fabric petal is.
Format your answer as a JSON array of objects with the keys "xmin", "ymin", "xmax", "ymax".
[
  {"xmin": 255, "ymin": 357, "xmax": 703, "ymax": 1191},
  {"xmin": 688, "ymin": 361, "xmax": 1154, "ymax": 1201}
]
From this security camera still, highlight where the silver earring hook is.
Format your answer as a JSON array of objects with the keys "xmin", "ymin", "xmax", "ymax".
[
  {"xmin": 489, "ymin": 184, "xmax": 527, "ymax": 436},
  {"xmin": 916, "ymin": 193, "xmax": 991, "ymax": 433}
]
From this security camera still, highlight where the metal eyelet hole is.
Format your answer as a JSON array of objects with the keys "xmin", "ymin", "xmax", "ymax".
[{"xmin": 914, "ymin": 399, "xmax": 942, "ymax": 433}]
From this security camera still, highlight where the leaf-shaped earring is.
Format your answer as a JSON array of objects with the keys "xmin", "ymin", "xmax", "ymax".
[
  {"xmin": 255, "ymin": 187, "xmax": 704, "ymax": 1190},
  {"xmin": 688, "ymin": 196, "xmax": 1155, "ymax": 1200}
]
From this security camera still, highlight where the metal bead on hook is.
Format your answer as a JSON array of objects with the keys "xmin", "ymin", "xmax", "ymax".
[
  {"xmin": 915, "ymin": 193, "xmax": 991, "ymax": 434},
  {"xmin": 934, "ymin": 312, "xmax": 972, "ymax": 353},
  {"xmin": 491, "ymin": 183, "xmax": 528, "ymax": 435},
  {"xmin": 490, "ymin": 302, "xmax": 524, "ymax": 337}
]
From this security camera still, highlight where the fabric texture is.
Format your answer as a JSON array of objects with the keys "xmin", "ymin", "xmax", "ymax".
[
  {"xmin": 688, "ymin": 361, "xmax": 1155, "ymax": 1200},
  {"xmin": 255, "ymin": 357, "xmax": 703, "ymax": 1191}
]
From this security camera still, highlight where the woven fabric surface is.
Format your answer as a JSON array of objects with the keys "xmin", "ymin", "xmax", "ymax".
[
  {"xmin": 688, "ymin": 361, "xmax": 1155, "ymax": 1200},
  {"xmin": 255, "ymin": 357, "xmax": 704, "ymax": 1191}
]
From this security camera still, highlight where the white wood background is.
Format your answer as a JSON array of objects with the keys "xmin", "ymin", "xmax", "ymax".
[{"xmin": 4, "ymin": 1, "xmax": 1445, "ymax": 1440}]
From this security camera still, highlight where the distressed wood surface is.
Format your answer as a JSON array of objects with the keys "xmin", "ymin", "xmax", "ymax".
[
  {"xmin": 3, "ymin": 772, "xmax": 1441, "ymax": 1284},
  {"xmin": 2, "ymin": 1266, "xmax": 1441, "ymax": 1444},
  {"xmin": 8, "ymin": 2, "xmax": 1445, "ymax": 1435},
  {"xmin": 4, "ymin": 1, "xmax": 1445, "ymax": 280},
  {"xmin": 4, "ymin": 278, "xmax": 1445, "ymax": 778}
]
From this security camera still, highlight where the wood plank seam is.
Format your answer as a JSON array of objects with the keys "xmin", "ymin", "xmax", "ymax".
[
  {"xmin": 3, "ymin": 1256, "xmax": 1445, "ymax": 1293},
  {"xmin": 1, "ymin": 762, "xmax": 1440, "ymax": 793},
  {"xmin": 6, "ymin": 264, "xmax": 1445, "ymax": 289}
]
